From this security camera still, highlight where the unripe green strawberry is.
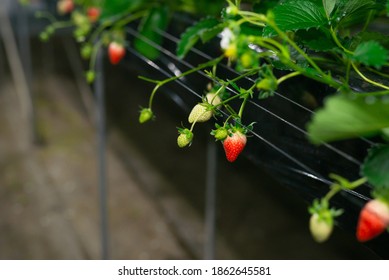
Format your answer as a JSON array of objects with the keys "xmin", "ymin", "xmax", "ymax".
[
  {"xmin": 240, "ymin": 51, "xmax": 258, "ymax": 69},
  {"xmin": 226, "ymin": 5, "xmax": 238, "ymax": 16},
  {"xmin": 139, "ymin": 108, "xmax": 153, "ymax": 124},
  {"xmin": 188, "ymin": 103, "xmax": 212, "ymax": 123},
  {"xmin": 206, "ymin": 93, "xmax": 222, "ymax": 107},
  {"xmin": 39, "ymin": 31, "xmax": 49, "ymax": 42},
  {"xmin": 72, "ymin": 11, "xmax": 89, "ymax": 27},
  {"xmin": 177, "ymin": 129, "xmax": 193, "ymax": 148},
  {"xmin": 309, "ymin": 213, "xmax": 333, "ymax": 243},
  {"xmin": 308, "ymin": 198, "xmax": 343, "ymax": 243},
  {"xmin": 256, "ymin": 77, "xmax": 277, "ymax": 91},
  {"xmin": 81, "ymin": 43, "xmax": 93, "ymax": 59},
  {"xmin": 46, "ymin": 26, "xmax": 55, "ymax": 35},
  {"xmin": 212, "ymin": 127, "xmax": 228, "ymax": 141},
  {"xmin": 86, "ymin": 70, "xmax": 95, "ymax": 84}
]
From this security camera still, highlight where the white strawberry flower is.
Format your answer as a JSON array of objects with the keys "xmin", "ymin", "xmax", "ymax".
[
  {"xmin": 220, "ymin": 27, "xmax": 235, "ymax": 50},
  {"xmin": 220, "ymin": 27, "xmax": 237, "ymax": 59}
]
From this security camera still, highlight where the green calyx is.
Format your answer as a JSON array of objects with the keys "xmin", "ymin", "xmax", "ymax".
[
  {"xmin": 372, "ymin": 186, "xmax": 389, "ymax": 206},
  {"xmin": 308, "ymin": 198, "xmax": 343, "ymax": 226},
  {"xmin": 228, "ymin": 119, "xmax": 254, "ymax": 135},
  {"xmin": 256, "ymin": 77, "xmax": 277, "ymax": 91},
  {"xmin": 211, "ymin": 124, "xmax": 228, "ymax": 141}
]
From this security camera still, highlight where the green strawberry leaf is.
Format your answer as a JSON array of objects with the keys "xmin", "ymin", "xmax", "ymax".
[
  {"xmin": 349, "ymin": 31, "xmax": 389, "ymax": 50},
  {"xmin": 253, "ymin": 0, "xmax": 279, "ymax": 14},
  {"xmin": 263, "ymin": 0, "xmax": 327, "ymax": 37},
  {"xmin": 101, "ymin": 0, "xmax": 144, "ymax": 19},
  {"xmin": 307, "ymin": 93, "xmax": 389, "ymax": 144},
  {"xmin": 323, "ymin": 0, "xmax": 337, "ymax": 19},
  {"xmin": 134, "ymin": 6, "xmax": 170, "ymax": 60},
  {"xmin": 334, "ymin": 0, "xmax": 377, "ymax": 28},
  {"xmin": 271, "ymin": 46, "xmax": 309, "ymax": 70},
  {"xmin": 387, "ymin": 0, "xmax": 389, "ymax": 16},
  {"xmin": 337, "ymin": 0, "xmax": 376, "ymax": 16},
  {"xmin": 353, "ymin": 40, "xmax": 389, "ymax": 68},
  {"xmin": 240, "ymin": 22, "xmax": 263, "ymax": 37},
  {"xmin": 362, "ymin": 144, "xmax": 389, "ymax": 188},
  {"xmin": 176, "ymin": 17, "xmax": 221, "ymax": 59},
  {"xmin": 296, "ymin": 29, "xmax": 337, "ymax": 51},
  {"xmin": 178, "ymin": 0, "xmax": 225, "ymax": 16},
  {"xmin": 199, "ymin": 22, "xmax": 227, "ymax": 43}
]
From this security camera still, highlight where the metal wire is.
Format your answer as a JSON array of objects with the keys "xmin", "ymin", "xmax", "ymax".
[
  {"xmin": 157, "ymin": 29, "xmax": 373, "ymax": 161},
  {"xmin": 124, "ymin": 23, "xmax": 374, "ymax": 257},
  {"xmin": 126, "ymin": 27, "xmax": 367, "ymax": 170}
]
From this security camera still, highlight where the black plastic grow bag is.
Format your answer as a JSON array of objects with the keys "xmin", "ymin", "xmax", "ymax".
[{"xmin": 121, "ymin": 18, "xmax": 389, "ymax": 258}]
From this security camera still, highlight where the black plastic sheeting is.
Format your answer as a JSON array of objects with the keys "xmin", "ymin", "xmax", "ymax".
[{"xmin": 122, "ymin": 20, "xmax": 389, "ymax": 258}]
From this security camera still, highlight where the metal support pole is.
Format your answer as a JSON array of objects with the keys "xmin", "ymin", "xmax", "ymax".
[
  {"xmin": 0, "ymin": 0, "xmax": 37, "ymax": 145},
  {"xmin": 94, "ymin": 48, "xmax": 110, "ymax": 260},
  {"xmin": 204, "ymin": 138, "xmax": 218, "ymax": 260},
  {"xmin": 0, "ymin": 36, "xmax": 4, "ymax": 83},
  {"xmin": 17, "ymin": 3, "xmax": 32, "ymax": 87},
  {"xmin": 16, "ymin": 1, "xmax": 39, "ymax": 144}
]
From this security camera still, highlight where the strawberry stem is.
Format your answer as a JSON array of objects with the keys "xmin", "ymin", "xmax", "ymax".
[
  {"xmin": 324, "ymin": 177, "xmax": 368, "ymax": 202},
  {"xmin": 35, "ymin": 11, "xmax": 58, "ymax": 24},
  {"xmin": 88, "ymin": 10, "xmax": 148, "ymax": 46},
  {"xmin": 351, "ymin": 62, "xmax": 389, "ymax": 90},
  {"xmin": 89, "ymin": 39, "xmax": 103, "ymax": 73},
  {"xmin": 148, "ymin": 84, "xmax": 161, "ymax": 109},
  {"xmin": 114, "ymin": 9, "xmax": 149, "ymax": 29},
  {"xmin": 145, "ymin": 55, "xmax": 224, "ymax": 111},
  {"xmin": 267, "ymin": 19, "xmax": 327, "ymax": 79},
  {"xmin": 238, "ymin": 83, "xmax": 256, "ymax": 119},
  {"xmin": 276, "ymin": 71, "xmax": 301, "ymax": 85}
]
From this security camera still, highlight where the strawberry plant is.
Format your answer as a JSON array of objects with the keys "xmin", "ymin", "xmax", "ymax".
[{"xmin": 32, "ymin": 0, "xmax": 389, "ymax": 245}]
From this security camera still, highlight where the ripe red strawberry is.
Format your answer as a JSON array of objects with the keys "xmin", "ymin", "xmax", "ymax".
[
  {"xmin": 356, "ymin": 199, "xmax": 389, "ymax": 242},
  {"xmin": 57, "ymin": 0, "xmax": 74, "ymax": 15},
  {"xmin": 87, "ymin": 7, "xmax": 101, "ymax": 23},
  {"xmin": 108, "ymin": 42, "xmax": 126, "ymax": 65},
  {"xmin": 223, "ymin": 130, "xmax": 247, "ymax": 162}
]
